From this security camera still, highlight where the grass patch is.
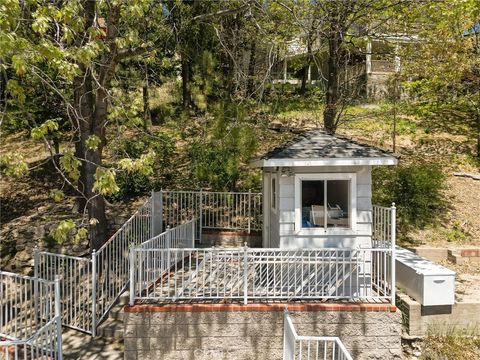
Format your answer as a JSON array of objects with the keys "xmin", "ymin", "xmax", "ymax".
[{"xmin": 421, "ymin": 327, "xmax": 480, "ymax": 359}]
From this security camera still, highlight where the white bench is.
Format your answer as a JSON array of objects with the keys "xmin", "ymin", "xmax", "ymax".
[{"xmin": 396, "ymin": 247, "xmax": 455, "ymax": 306}]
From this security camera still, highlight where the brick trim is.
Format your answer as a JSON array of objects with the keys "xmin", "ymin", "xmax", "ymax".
[{"xmin": 125, "ymin": 302, "xmax": 397, "ymax": 313}]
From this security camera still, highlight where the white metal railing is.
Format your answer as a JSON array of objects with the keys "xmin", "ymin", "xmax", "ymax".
[
  {"xmin": 34, "ymin": 252, "xmax": 93, "ymax": 334},
  {"xmin": 93, "ymin": 198, "xmax": 152, "ymax": 333},
  {"xmin": 372, "ymin": 203, "xmax": 396, "ymax": 305},
  {"xmin": 129, "ymin": 219, "xmax": 197, "ymax": 304},
  {"xmin": 159, "ymin": 190, "xmax": 262, "ymax": 236},
  {"xmin": 137, "ymin": 219, "xmax": 196, "ymax": 250},
  {"xmin": 283, "ymin": 310, "xmax": 352, "ymax": 360},
  {"xmin": 0, "ymin": 271, "xmax": 62, "ymax": 360},
  {"xmin": 130, "ymin": 247, "xmax": 394, "ymax": 305},
  {"xmin": 372, "ymin": 203, "xmax": 396, "ymax": 248},
  {"xmin": 34, "ymin": 198, "xmax": 152, "ymax": 336}
]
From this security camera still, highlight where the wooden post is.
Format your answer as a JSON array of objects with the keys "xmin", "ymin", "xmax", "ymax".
[{"xmin": 366, "ymin": 38, "xmax": 372, "ymax": 74}]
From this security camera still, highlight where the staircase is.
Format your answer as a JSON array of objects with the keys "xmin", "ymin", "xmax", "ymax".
[{"xmin": 95, "ymin": 292, "xmax": 129, "ymax": 339}]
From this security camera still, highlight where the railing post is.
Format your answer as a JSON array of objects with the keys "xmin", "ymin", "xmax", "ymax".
[
  {"xmin": 243, "ymin": 243, "xmax": 248, "ymax": 305},
  {"xmin": 54, "ymin": 275, "xmax": 63, "ymax": 360},
  {"xmin": 151, "ymin": 190, "xmax": 164, "ymax": 237},
  {"xmin": 33, "ymin": 246, "xmax": 39, "ymax": 322},
  {"xmin": 166, "ymin": 225, "xmax": 171, "ymax": 269},
  {"xmin": 91, "ymin": 250, "xmax": 97, "ymax": 337},
  {"xmin": 151, "ymin": 190, "xmax": 155, "ymax": 238},
  {"xmin": 129, "ymin": 249, "xmax": 135, "ymax": 306},
  {"xmin": 247, "ymin": 189, "xmax": 251, "ymax": 234},
  {"xmin": 199, "ymin": 189, "xmax": 203, "ymax": 244},
  {"xmin": 159, "ymin": 189, "xmax": 164, "ymax": 234},
  {"xmin": 191, "ymin": 219, "xmax": 196, "ymax": 248},
  {"xmin": 390, "ymin": 202, "xmax": 396, "ymax": 305}
]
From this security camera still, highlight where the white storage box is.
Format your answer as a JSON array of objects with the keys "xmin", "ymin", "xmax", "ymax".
[{"xmin": 396, "ymin": 247, "xmax": 455, "ymax": 306}]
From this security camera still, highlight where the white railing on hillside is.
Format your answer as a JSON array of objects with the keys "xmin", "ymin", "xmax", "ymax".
[
  {"xmin": 130, "ymin": 247, "xmax": 394, "ymax": 305},
  {"xmin": 137, "ymin": 219, "xmax": 196, "ymax": 250},
  {"xmin": 283, "ymin": 310, "xmax": 352, "ymax": 360},
  {"xmin": 35, "ymin": 198, "xmax": 152, "ymax": 336},
  {"xmin": 159, "ymin": 190, "xmax": 262, "ymax": 237},
  {"xmin": 34, "ymin": 252, "xmax": 93, "ymax": 334},
  {"xmin": 0, "ymin": 271, "xmax": 62, "ymax": 360},
  {"xmin": 129, "ymin": 220, "xmax": 197, "ymax": 302},
  {"xmin": 372, "ymin": 203, "xmax": 396, "ymax": 305},
  {"xmin": 93, "ymin": 198, "xmax": 152, "ymax": 331}
]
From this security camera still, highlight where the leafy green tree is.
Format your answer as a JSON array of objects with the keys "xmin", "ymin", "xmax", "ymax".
[
  {"xmin": 1, "ymin": 1, "xmax": 171, "ymax": 249},
  {"xmin": 280, "ymin": 0, "xmax": 411, "ymax": 133},
  {"xmin": 401, "ymin": 0, "xmax": 480, "ymax": 158}
]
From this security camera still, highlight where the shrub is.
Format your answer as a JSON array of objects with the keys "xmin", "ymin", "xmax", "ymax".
[
  {"xmin": 108, "ymin": 130, "xmax": 177, "ymax": 201},
  {"xmin": 373, "ymin": 163, "xmax": 446, "ymax": 231}
]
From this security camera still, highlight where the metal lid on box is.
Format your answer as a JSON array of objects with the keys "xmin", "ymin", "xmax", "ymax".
[{"xmin": 396, "ymin": 247, "xmax": 455, "ymax": 276}]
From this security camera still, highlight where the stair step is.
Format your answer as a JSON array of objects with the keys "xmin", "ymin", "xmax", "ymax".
[
  {"xmin": 96, "ymin": 318, "xmax": 124, "ymax": 339},
  {"xmin": 108, "ymin": 304, "xmax": 125, "ymax": 321},
  {"xmin": 118, "ymin": 292, "xmax": 130, "ymax": 305}
]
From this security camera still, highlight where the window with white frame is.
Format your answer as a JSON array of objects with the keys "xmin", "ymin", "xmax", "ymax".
[
  {"xmin": 295, "ymin": 173, "xmax": 356, "ymax": 231},
  {"xmin": 271, "ymin": 175, "xmax": 277, "ymax": 210}
]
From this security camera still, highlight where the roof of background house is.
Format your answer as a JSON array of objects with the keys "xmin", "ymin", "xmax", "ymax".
[{"xmin": 250, "ymin": 130, "xmax": 398, "ymax": 167}]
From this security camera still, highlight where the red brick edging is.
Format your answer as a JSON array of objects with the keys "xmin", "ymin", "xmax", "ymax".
[{"xmin": 125, "ymin": 302, "xmax": 397, "ymax": 313}]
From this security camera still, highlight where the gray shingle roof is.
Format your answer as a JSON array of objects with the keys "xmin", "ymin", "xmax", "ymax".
[{"xmin": 256, "ymin": 130, "xmax": 395, "ymax": 161}]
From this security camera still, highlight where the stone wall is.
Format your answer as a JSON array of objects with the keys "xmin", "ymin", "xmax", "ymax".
[{"xmin": 124, "ymin": 303, "xmax": 402, "ymax": 360}]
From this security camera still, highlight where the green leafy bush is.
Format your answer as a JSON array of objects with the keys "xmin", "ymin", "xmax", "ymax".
[
  {"xmin": 108, "ymin": 130, "xmax": 177, "ymax": 200},
  {"xmin": 373, "ymin": 163, "xmax": 446, "ymax": 232}
]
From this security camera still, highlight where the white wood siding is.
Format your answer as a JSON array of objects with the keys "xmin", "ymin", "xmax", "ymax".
[{"xmin": 265, "ymin": 165, "xmax": 373, "ymax": 249}]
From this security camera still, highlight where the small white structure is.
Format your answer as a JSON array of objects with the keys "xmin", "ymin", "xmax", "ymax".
[
  {"xmin": 396, "ymin": 247, "xmax": 455, "ymax": 306},
  {"xmin": 251, "ymin": 130, "xmax": 397, "ymax": 249}
]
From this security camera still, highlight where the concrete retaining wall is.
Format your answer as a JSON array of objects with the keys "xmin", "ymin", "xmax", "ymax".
[
  {"xmin": 124, "ymin": 303, "xmax": 402, "ymax": 360},
  {"xmin": 200, "ymin": 230, "xmax": 262, "ymax": 247},
  {"xmin": 398, "ymin": 293, "xmax": 480, "ymax": 336}
]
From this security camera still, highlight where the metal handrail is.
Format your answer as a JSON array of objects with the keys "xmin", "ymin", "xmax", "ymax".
[
  {"xmin": 0, "ymin": 272, "xmax": 62, "ymax": 359},
  {"xmin": 283, "ymin": 310, "xmax": 353, "ymax": 360}
]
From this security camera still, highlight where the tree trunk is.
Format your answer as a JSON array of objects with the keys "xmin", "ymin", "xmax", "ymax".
[
  {"xmin": 181, "ymin": 54, "xmax": 191, "ymax": 108},
  {"xmin": 73, "ymin": 64, "xmax": 110, "ymax": 250},
  {"xmin": 88, "ymin": 86, "xmax": 110, "ymax": 250},
  {"xmin": 323, "ymin": 35, "xmax": 341, "ymax": 134},
  {"xmin": 300, "ymin": 65, "xmax": 308, "ymax": 95},
  {"xmin": 142, "ymin": 67, "xmax": 152, "ymax": 130},
  {"xmin": 247, "ymin": 41, "xmax": 256, "ymax": 97}
]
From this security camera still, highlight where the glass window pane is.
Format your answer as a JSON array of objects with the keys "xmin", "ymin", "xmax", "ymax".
[
  {"xmin": 301, "ymin": 180, "xmax": 325, "ymax": 228},
  {"xmin": 326, "ymin": 180, "xmax": 350, "ymax": 228},
  {"xmin": 271, "ymin": 177, "xmax": 276, "ymax": 209}
]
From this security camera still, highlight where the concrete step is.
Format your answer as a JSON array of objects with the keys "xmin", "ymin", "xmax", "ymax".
[
  {"xmin": 108, "ymin": 303, "xmax": 125, "ymax": 321},
  {"xmin": 118, "ymin": 292, "xmax": 130, "ymax": 306},
  {"xmin": 96, "ymin": 318, "xmax": 124, "ymax": 339}
]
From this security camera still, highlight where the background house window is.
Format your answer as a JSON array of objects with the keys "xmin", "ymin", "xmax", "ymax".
[{"xmin": 301, "ymin": 179, "xmax": 350, "ymax": 229}]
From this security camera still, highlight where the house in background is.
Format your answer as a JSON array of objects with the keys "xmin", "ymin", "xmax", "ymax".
[
  {"xmin": 272, "ymin": 32, "xmax": 418, "ymax": 100},
  {"xmin": 251, "ymin": 130, "xmax": 397, "ymax": 249}
]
